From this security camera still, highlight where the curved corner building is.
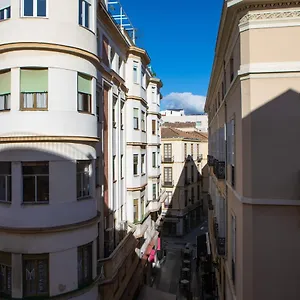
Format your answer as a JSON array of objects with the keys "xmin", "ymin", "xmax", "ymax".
[{"xmin": 0, "ymin": 0, "xmax": 99, "ymax": 298}]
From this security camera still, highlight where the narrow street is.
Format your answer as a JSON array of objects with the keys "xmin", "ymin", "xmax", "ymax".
[{"xmin": 140, "ymin": 219, "xmax": 209, "ymax": 300}]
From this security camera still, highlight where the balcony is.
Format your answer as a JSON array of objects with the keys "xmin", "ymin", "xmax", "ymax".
[
  {"xmin": 162, "ymin": 156, "xmax": 174, "ymax": 163},
  {"xmin": 98, "ymin": 231, "xmax": 138, "ymax": 284},
  {"xmin": 148, "ymin": 200, "xmax": 161, "ymax": 212},
  {"xmin": 162, "ymin": 180, "xmax": 174, "ymax": 188},
  {"xmin": 197, "ymin": 154, "xmax": 203, "ymax": 162}
]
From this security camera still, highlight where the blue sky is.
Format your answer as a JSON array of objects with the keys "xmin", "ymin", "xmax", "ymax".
[{"xmin": 120, "ymin": 0, "xmax": 223, "ymax": 113}]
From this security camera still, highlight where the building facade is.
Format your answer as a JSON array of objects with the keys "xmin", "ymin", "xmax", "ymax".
[
  {"xmin": 205, "ymin": 1, "xmax": 300, "ymax": 300},
  {"xmin": 161, "ymin": 127, "xmax": 208, "ymax": 236},
  {"xmin": 0, "ymin": 0, "xmax": 162, "ymax": 299}
]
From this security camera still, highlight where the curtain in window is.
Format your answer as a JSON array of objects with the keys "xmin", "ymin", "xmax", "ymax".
[
  {"xmin": 78, "ymin": 93, "xmax": 84, "ymax": 111},
  {"xmin": 23, "ymin": 93, "xmax": 34, "ymax": 108},
  {"xmin": 36, "ymin": 93, "xmax": 47, "ymax": 108},
  {"xmin": 0, "ymin": 96, "xmax": 4, "ymax": 110},
  {"xmin": 78, "ymin": 73, "xmax": 91, "ymax": 95},
  {"xmin": 21, "ymin": 69, "xmax": 48, "ymax": 93},
  {"xmin": 0, "ymin": 71, "xmax": 10, "ymax": 96}
]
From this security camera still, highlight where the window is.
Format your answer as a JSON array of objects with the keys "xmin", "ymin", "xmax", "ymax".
[
  {"xmin": 165, "ymin": 191, "xmax": 172, "ymax": 208},
  {"xmin": 77, "ymin": 160, "xmax": 91, "ymax": 199},
  {"xmin": 184, "ymin": 143, "xmax": 187, "ymax": 159},
  {"xmin": 191, "ymin": 187, "xmax": 194, "ymax": 204},
  {"xmin": 152, "ymin": 152, "xmax": 156, "ymax": 168},
  {"xmin": 141, "ymin": 196, "xmax": 145, "ymax": 218},
  {"xmin": 133, "ymin": 64, "xmax": 138, "ymax": 84},
  {"xmin": 78, "ymin": 73, "xmax": 92, "ymax": 113},
  {"xmin": 96, "ymin": 90, "xmax": 100, "ymax": 122},
  {"xmin": 78, "ymin": 243, "xmax": 93, "ymax": 288},
  {"xmin": 23, "ymin": 254, "xmax": 49, "ymax": 297},
  {"xmin": 231, "ymin": 215, "xmax": 236, "ymax": 285},
  {"xmin": 133, "ymin": 108, "xmax": 139, "ymax": 129},
  {"xmin": 197, "ymin": 185, "xmax": 200, "ymax": 202},
  {"xmin": 0, "ymin": 5, "xmax": 10, "ymax": 21},
  {"xmin": 133, "ymin": 199, "xmax": 138, "ymax": 222},
  {"xmin": 191, "ymin": 143, "xmax": 194, "ymax": 158},
  {"xmin": 152, "ymin": 120, "xmax": 156, "ymax": 135},
  {"xmin": 0, "ymin": 162, "xmax": 11, "ymax": 203},
  {"xmin": 121, "ymin": 155, "xmax": 124, "ymax": 178},
  {"xmin": 113, "ymin": 96, "xmax": 117, "ymax": 127},
  {"xmin": 227, "ymin": 118, "xmax": 235, "ymax": 187},
  {"xmin": 141, "ymin": 154, "xmax": 145, "ymax": 174},
  {"xmin": 164, "ymin": 167, "xmax": 172, "ymax": 184},
  {"xmin": 230, "ymin": 57, "xmax": 234, "ymax": 82},
  {"xmin": 102, "ymin": 35, "xmax": 109, "ymax": 66},
  {"xmin": 133, "ymin": 154, "xmax": 138, "ymax": 175},
  {"xmin": 110, "ymin": 48, "xmax": 116, "ymax": 70},
  {"xmin": 22, "ymin": 0, "xmax": 47, "ymax": 17},
  {"xmin": 151, "ymin": 86, "xmax": 156, "ymax": 103},
  {"xmin": 120, "ymin": 101, "xmax": 124, "ymax": 129},
  {"xmin": 141, "ymin": 68, "xmax": 146, "ymax": 89},
  {"xmin": 197, "ymin": 144, "xmax": 199, "ymax": 156},
  {"xmin": 113, "ymin": 156, "xmax": 116, "ymax": 181},
  {"xmin": 78, "ymin": 0, "xmax": 90, "ymax": 28},
  {"xmin": 164, "ymin": 144, "xmax": 172, "ymax": 160},
  {"xmin": 152, "ymin": 184, "xmax": 156, "ymax": 200},
  {"xmin": 20, "ymin": 69, "xmax": 48, "ymax": 110},
  {"xmin": 184, "ymin": 190, "xmax": 188, "ymax": 206},
  {"xmin": 95, "ymin": 157, "xmax": 100, "ymax": 187},
  {"xmin": 141, "ymin": 111, "xmax": 145, "ymax": 131},
  {"xmin": 0, "ymin": 252, "xmax": 11, "ymax": 297},
  {"xmin": 22, "ymin": 162, "xmax": 49, "ymax": 203},
  {"xmin": 0, "ymin": 71, "xmax": 10, "ymax": 111}
]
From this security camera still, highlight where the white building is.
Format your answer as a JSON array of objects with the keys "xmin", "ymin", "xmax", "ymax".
[
  {"xmin": 161, "ymin": 109, "xmax": 208, "ymax": 132},
  {"xmin": 0, "ymin": 0, "xmax": 163, "ymax": 299}
]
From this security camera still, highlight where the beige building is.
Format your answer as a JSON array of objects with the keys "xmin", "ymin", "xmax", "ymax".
[
  {"xmin": 205, "ymin": 1, "xmax": 300, "ymax": 300},
  {"xmin": 161, "ymin": 126, "xmax": 208, "ymax": 236}
]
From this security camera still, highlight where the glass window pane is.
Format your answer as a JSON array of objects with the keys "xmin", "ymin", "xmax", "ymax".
[
  {"xmin": 78, "ymin": 0, "xmax": 83, "ymax": 25},
  {"xmin": 37, "ymin": 176, "xmax": 49, "ymax": 202},
  {"xmin": 24, "ymin": 260, "xmax": 36, "ymax": 295},
  {"xmin": 24, "ymin": 0, "xmax": 34, "ymax": 16},
  {"xmin": 0, "ymin": 176, "xmax": 6, "ymax": 201},
  {"xmin": 23, "ymin": 176, "xmax": 35, "ymax": 202},
  {"xmin": 0, "ymin": 9, "xmax": 4, "ymax": 20},
  {"xmin": 6, "ymin": 7, "xmax": 10, "ymax": 18},
  {"xmin": 37, "ymin": 259, "xmax": 48, "ymax": 292},
  {"xmin": 84, "ymin": 1, "xmax": 89, "ymax": 28},
  {"xmin": 37, "ymin": 0, "xmax": 46, "ymax": 17}
]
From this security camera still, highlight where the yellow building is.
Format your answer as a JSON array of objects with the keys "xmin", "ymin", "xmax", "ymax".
[{"xmin": 205, "ymin": 1, "xmax": 300, "ymax": 299}]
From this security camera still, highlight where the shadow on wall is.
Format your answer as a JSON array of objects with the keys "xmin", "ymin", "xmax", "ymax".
[
  {"xmin": 239, "ymin": 88, "xmax": 300, "ymax": 300},
  {"xmin": 0, "ymin": 143, "xmax": 102, "ymax": 299},
  {"xmin": 161, "ymin": 155, "xmax": 208, "ymax": 237}
]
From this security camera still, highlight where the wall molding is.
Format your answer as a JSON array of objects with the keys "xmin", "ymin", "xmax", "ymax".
[{"xmin": 0, "ymin": 135, "xmax": 99, "ymax": 143}]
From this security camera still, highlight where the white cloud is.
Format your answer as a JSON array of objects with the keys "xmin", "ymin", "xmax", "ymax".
[{"xmin": 161, "ymin": 92, "xmax": 206, "ymax": 115}]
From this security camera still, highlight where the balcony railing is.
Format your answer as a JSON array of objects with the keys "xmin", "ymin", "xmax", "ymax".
[
  {"xmin": 98, "ymin": 231, "xmax": 137, "ymax": 284},
  {"xmin": 162, "ymin": 156, "xmax": 174, "ymax": 163},
  {"xmin": 162, "ymin": 180, "xmax": 174, "ymax": 187}
]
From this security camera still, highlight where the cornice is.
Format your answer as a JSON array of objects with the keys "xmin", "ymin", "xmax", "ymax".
[
  {"xmin": 0, "ymin": 42, "xmax": 100, "ymax": 69},
  {"xmin": 237, "ymin": 1, "xmax": 300, "ymax": 13},
  {"xmin": 0, "ymin": 213, "xmax": 100, "ymax": 234},
  {"xmin": 150, "ymin": 77, "xmax": 163, "ymax": 88},
  {"xmin": 0, "ymin": 135, "xmax": 99, "ymax": 143},
  {"xmin": 128, "ymin": 46, "xmax": 151, "ymax": 66},
  {"xmin": 126, "ymin": 95, "xmax": 148, "ymax": 107},
  {"xmin": 127, "ymin": 183, "xmax": 147, "ymax": 192}
]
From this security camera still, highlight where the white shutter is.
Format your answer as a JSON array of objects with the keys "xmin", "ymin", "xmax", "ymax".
[{"xmin": 0, "ymin": 0, "xmax": 10, "ymax": 10}]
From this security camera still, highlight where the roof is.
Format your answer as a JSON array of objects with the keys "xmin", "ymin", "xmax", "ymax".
[
  {"xmin": 161, "ymin": 127, "xmax": 208, "ymax": 142},
  {"xmin": 163, "ymin": 122, "xmax": 196, "ymax": 128}
]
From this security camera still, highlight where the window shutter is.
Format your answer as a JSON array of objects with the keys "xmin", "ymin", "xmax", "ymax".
[
  {"xmin": 0, "ymin": 71, "xmax": 11, "ymax": 95},
  {"xmin": 21, "ymin": 69, "xmax": 48, "ymax": 93},
  {"xmin": 78, "ymin": 73, "xmax": 91, "ymax": 94}
]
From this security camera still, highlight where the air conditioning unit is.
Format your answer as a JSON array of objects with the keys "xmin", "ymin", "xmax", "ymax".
[{"xmin": 216, "ymin": 161, "xmax": 225, "ymax": 180}]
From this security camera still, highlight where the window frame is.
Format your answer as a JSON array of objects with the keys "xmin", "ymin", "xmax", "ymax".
[
  {"xmin": 78, "ymin": 0, "xmax": 91, "ymax": 29},
  {"xmin": 152, "ymin": 183, "xmax": 156, "ymax": 201},
  {"xmin": 0, "ymin": 252, "xmax": 12, "ymax": 297},
  {"xmin": 152, "ymin": 119, "xmax": 156, "ymax": 135},
  {"xmin": 152, "ymin": 152, "xmax": 156, "ymax": 168},
  {"xmin": 133, "ymin": 108, "xmax": 139, "ymax": 130},
  {"xmin": 23, "ymin": 254, "xmax": 49, "ymax": 298},
  {"xmin": 164, "ymin": 167, "xmax": 172, "ymax": 184},
  {"xmin": 22, "ymin": 162, "xmax": 49, "ymax": 204},
  {"xmin": 141, "ymin": 154, "xmax": 145, "ymax": 175},
  {"xmin": 0, "ymin": 6, "xmax": 10, "ymax": 21},
  {"xmin": 133, "ymin": 154, "xmax": 138, "ymax": 176},
  {"xmin": 21, "ymin": 0, "xmax": 48, "ymax": 18},
  {"xmin": 133, "ymin": 63, "xmax": 139, "ymax": 84},
  {"xmin": 0, "ymin": 162, "xmax": 11, "ymax": 203},
  {"xmin": 77, "ymin": 160, "xmax": 92, "ymax": 200},
  {"xmin": 77, "ymin": 243, "xmax": 93, "ymax": 288},
  {"xmin": 141, "ymin": 111, "xmax": 146, "ymax": 131},
  {"xmin": 77, "ymin": 73, "xmax": 92, "ymax": 114}
]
